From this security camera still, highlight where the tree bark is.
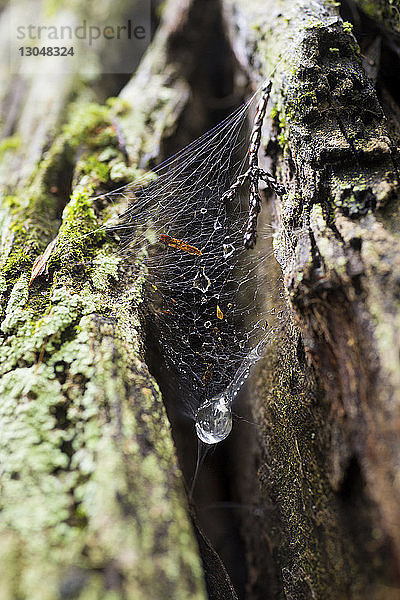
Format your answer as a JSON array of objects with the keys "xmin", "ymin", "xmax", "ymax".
[
  {"xmin": 224, "ymin": 0, "xmax": 400, "ymax": 598},
  {"xmin": 353, "ymin": 0, "xmax": 400, "ymax": 35},
  {"xmin": 2, "ymin": 0, "xmax": 400, "ymax": 599},
  {"xmin": 0, "ymin": 1, "xmax": 206, "ymax": 599}
]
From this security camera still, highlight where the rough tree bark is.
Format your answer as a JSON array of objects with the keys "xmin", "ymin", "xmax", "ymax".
[
  {"xmin": 0, "ymin": 1, "xmax": 206, "ymax": 599},
  {"xmin": 1, "ymin": 0, "xmax": 400, "ymax": 599},
  {"xmin": 224, "ymin": 0, "xmax": 400, "ymax": 598},
  {"xmin": 353, "ymin": 0, "xmax": 400, "ymax": 35}
]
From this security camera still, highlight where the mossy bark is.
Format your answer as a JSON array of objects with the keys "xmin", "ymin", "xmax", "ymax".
[
  {"xmin": 225, "ymin": 0, "xmax": 400, "ymax": 598},
  {"xmin": 0, "ymin": 1, "xmax": 206, "ymax": 599},
  {"xmin": 353, "ymin": 0, "xmax": 400, "ymax": 35},
  {"xmin": 3, "ymin": 0, "xmax": 400, "ymax": 598}
]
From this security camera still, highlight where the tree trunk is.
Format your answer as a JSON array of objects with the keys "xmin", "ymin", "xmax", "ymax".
[
  {"xmin": 1, "ymin": 0, "xmax": 400, "ymax": 599},
  {"xmin": 0, "ymin": 1, "xmax": 206, "ymax": 599},
  {"xmin": 223, "ymin": 0, "xmax": 400, "ymax": 598},
  {"xmin": 353, "ymin": 0, "xmax": 400, "ymax": 35}
]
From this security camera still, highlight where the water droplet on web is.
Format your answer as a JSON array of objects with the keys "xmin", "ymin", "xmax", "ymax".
[
  {"xmin": 193, "ymin": 267, "xmax": 211, "ymax": 293},
  {"xmin": 204, "ymin": 321, "xmax": 211, "ymax": 329},
  {"xmin": 200, "ymin": 208, "xmax": 207, "ymax": 214},
  {"xmin": 214, "ymin": 217, "xmax": 222, "ymax": 230},
  {"xmin": 223, "ymin": 243, "xmax": 235, "ymax": 258},
  {"xmin": 195, "ymin": 397, "xmax": 232, "ymax": 444}
]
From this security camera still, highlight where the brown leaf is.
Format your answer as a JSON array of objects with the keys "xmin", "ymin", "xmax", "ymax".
[{"xmin": 29, "ymin": 237, "xmax": 58, "ymax": 286}]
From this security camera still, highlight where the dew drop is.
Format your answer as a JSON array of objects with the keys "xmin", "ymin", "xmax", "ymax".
[
  {"xmin": 193, "ymin": 267, "xmax": 211, "ymax": 293},
  {"xmin": 195, "ymin": 397, "xmax": 232, "ymax": 444},
  {"xmin": 214, "ymin": 217, "xmax": 223, "ymax": 230},
  {"xmin": 223, "ymin": 243, "xmax": 235, "ymax": 258},
  {"xmin": 200, "ymin": 208, "xmax": 207, "ymax": 214},
  {"xmin": 204, "ymin": 321, "xmax": 211, "ymax": 329}
]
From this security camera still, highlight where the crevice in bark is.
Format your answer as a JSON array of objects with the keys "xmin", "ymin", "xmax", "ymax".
[
  {"xmin": 342, "ymin": 0, "xmax": 400, "ymax": 106},
  {"xmin": 135, "ymin": 1, "xmax": 261, "ymax": 598},
  {"xmin": 162, "ymin": 0, "xmax": 245, "ymax": 152}
]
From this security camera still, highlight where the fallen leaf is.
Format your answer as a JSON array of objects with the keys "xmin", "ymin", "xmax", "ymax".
[{"xmin": 29, "ymin": 237, "xmax": 58, "ymax": 286}]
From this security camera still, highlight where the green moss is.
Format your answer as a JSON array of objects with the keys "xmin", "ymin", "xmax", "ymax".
[
  {"xmin": 62, "ymin": 99, "xmax": 144, "ymax": 188},
  {"xmin": 52, "ymin": 185, "xmax": 105, "ymax": 261},
  {"xmin": 2, "ymin": 195, "xmax": 20, "ymax": 211},
  {"xmin": 277, "ymin": 130, "xmax": 288, "ymax": 149},
  {"xmin": 0, "ymin": 35, "xmax": 207, "ymax": 599},
  {"xmin": 0, "ymin": 194, "xmax": 59, "ymax": 288},
  {"xmin": 80, "ymin": 155, "xmax": 111, "ymax": 182},
  {"xmin": 0, "ymin": 94, "xmax": 141, "ymax": 321},
  {"xmin": 258, "ymin": 331, "xmax": 364, "ymax": 598},
  {"xmin": 97, "ymin": 147, "xmax": 119, "ymax": 162},
  {"xmin": 0, "ymin": 275, "xmax": 205, "ymax": 597},
  {"xmin": 270, "ymin": 104, "xmax": 278, "ymax": 120},
  {"xmin": 0, "ymin": 136, "xmax": 74, "ymax": 296},
  {"xmin": 0, "ymin": 135, "xmax": 21, "ymax": 156},
  {"xmin": 0, "ymin": 244, "xmax": 205, "ymax": 598},
  {"xmin": 63, "ymin": 99, "xmax": 132, "ymax": 155},
  {"xmin": 342, "ymin": 20, "xmax": 353, "ymax": 34},
  {"xmin": 106, "ymin": 96, "xmax": 131, "ymax": 115},
  {"xmin": 63, "ymin": 103, "xmax": 111, "ymax": 149}
]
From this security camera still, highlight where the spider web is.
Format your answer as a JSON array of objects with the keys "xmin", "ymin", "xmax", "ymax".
[{"xmin": 96, "ymin": 90, "xmax": 282, "ymax": 420}]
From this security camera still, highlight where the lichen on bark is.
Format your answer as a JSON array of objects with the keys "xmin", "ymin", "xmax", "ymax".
[
  {"xmin": 3, "ymin": 0, "xmax": 400, "ymax": 597},
  {"xmin": 0, "ymin": 1, "xmax": 206, "ymax": 598},
  {"xmin": 225, "ymin": 0, "xmax": 400, "ymax": 597}
]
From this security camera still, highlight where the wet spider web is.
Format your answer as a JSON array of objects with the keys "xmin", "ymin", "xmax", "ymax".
[{"xmin": 95, "ymin": 89, "xmax": 284, "ymax": 422}]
